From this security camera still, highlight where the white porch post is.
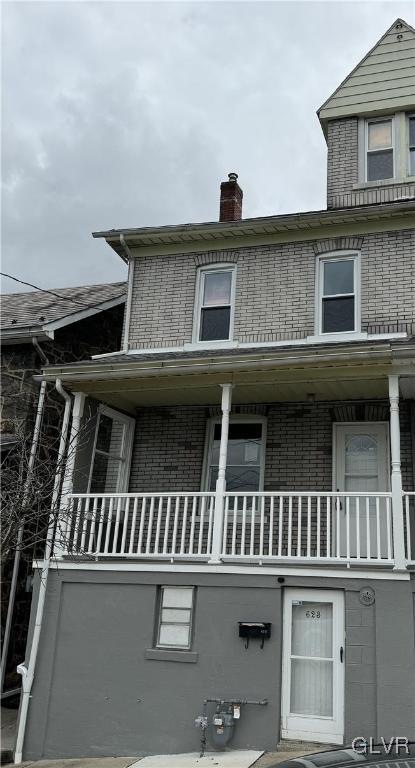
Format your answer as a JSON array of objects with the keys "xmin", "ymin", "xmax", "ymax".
[
  {"xmin": 54, "ymin": 391, "xmax": 85, "ymax": 556},
  {"xmin": 209, "ymin": 383, "xmax": 232, "ymax": 564},
  {"xmin": 388, "ymin": 375, "xmax": 406, "ymax": 570}
]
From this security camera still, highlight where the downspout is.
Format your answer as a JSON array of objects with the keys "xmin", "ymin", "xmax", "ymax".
[
  {"xmin": 0, "ymin": 339, "xmax": 49, "ymax": 695},
  {"xmin": 120, "ymin": 233, "xmax": 134, "ymax": 354},
  {"xmin": 14, "ymin": 378, "xmax": 72, "ymax": 764}
]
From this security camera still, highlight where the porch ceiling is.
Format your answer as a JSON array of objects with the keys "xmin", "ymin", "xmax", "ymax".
[{"xmin": 60, "ymin": 364, "xmax": 392, "ymax": 412}]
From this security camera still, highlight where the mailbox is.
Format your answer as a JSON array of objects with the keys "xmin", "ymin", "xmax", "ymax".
[{"xmin": 238, "ymin": 622, "xmax": 271, "ymax": 648}]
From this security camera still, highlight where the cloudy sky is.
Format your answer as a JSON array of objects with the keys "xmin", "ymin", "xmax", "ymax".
[{"xmin": 2, "ymin": 0, "xmax": 414, "ymax": 293}]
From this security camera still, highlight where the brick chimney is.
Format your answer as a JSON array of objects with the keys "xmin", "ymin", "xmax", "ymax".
[{"xmin": 219, "ymin": 173, "xmax": 243, "ymax": 222}]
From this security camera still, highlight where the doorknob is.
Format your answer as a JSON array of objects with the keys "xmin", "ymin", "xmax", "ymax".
[{"xmin": 340, "ymin": 646, "xmax": 344, "ymax": 663}]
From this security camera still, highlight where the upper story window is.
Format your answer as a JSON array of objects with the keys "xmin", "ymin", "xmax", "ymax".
[
  {"xmin": 366, "ymin": 118, "xmax": 394, "ymax": 182},
  {"xmin": 194, "ymin": 266, "xmax": 236, "ymax": 343},
  {"xmin": 317, "ymin": 253, "xmax": 360, "ymax": 335},
  {"xmin": 409, "ymin": 115, "xmax": 415, "ymax": 176}
]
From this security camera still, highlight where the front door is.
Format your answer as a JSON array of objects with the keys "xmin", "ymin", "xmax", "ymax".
[
  {"xmin": 334, "ymin": 423, "xmax": 389, "ymax": 559},
  {"xmin": 281, "ymin": 588, "xmax": 344, "ymax": 744}
]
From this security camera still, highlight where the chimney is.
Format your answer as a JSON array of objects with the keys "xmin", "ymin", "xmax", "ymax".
[{"xmin": 219, "ymin": 172, "xmax": 243, "ymax": 222}]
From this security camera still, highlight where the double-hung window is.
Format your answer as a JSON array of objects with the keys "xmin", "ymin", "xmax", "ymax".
[
  {"xmin": 156, "ymin": 586, "xmax": 194, "ymax": 649},
  {"xmin": 366, "ymin": 118, "xmax": 394, "ymax": 181},
  {"xmin": 408, "ymin": 115, "xmax": 415, "ymax": 176},
  {"xmin": 205, "ymin": 419, "xmax": 265, "ymax": 492},
  {"xmin": 89, "ymin": 406, "xmax": 134, "ymax": 494},
  {"xmin": 195, "ymin": 266, "xmax": 235, "ymax": 342},
  {"xmin": 317, "ymin": 253, "xmax": 359, "ymax": 335}
]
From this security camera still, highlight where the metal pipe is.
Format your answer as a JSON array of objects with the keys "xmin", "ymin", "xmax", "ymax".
[
  {"xmin": 0, "ymin": 337, "xmax": 49, "ymax": 695},
  {"xmin": 14, "ymin": 379, "xmax": 72, "ymax": 764},
  {"xmin": 120, "ymin": 234, "xmax": 135, "ymax": 354}
]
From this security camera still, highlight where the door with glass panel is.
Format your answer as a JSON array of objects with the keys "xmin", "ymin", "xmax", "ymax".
[
  {"xmin": 334, "ymin": 423, "xmax": 389, "ymax": 559},
  {"xmin": 281, "ymin": 589, "xmax": 344, "ymax": 744}
]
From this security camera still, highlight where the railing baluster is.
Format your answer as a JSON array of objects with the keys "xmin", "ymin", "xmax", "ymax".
[
  {"xmin": 326, "ymin": 497, "xmax": 331, "ymax": 558},
  {"xmin": 268, "ymin": 496, "xmax": 274, "ymax": 557},
  {"xmin": 346, "ymin": 496, "xmax": 350, "ymax": 560},
  {"xmin": 387, "ymin": 496, "xmax": 392, "ymax": 561},
  {"xmin": 120, "ymin": 498, "xmax": 130, "ymax": 555},
  {"xmin": 297, "ymin": 497, "xmax": 302, "ymax": 557},
  {"xmin": 287, "ymin": 496, "xmax": 292, "ymax": 557},
  {"xmin": 249, "ymin": 496, "xmax": 256, "ymax": 556},
  {"xmin": 80, "ymin": 496, "xmax": 90, "ymax": 552},
  {"xmin": 137, "ymin": 497, "xmax": 146, "ymax": 554},
  {"xmin": 198, "ymin": 496, "xmax": 205, "ymax": 555},
  {"xmin": 316, "ymin": 496, "xmax": 321, "ymax": 558},
  {"xmin": 128, "ymin": 498, "xmax": 138, "ymax": 554},
  {"xmin": 145, "ymin": 497, "xmax": 155, "ymax": 554},
  {"xmin": 404, "ymin": 494, "xmax": 411, "ymax": 561},
  {"xmin": 259, "ymin": 496, "xmax": 265, "ymax": 557},
  {"xmin": 231, "ymin": 496, "xmax": 238, "ymax": 555},
  {"xmin": 163, "ymin": 497, "xmax": 172, "ymax": 554},
  {"xmin": 206, "ymin": 495, "xmax": 214, "ymax": 555},
  {"xmin": 180, "ymin": 496, "xmax": 189, "ymax": 555},
  {"xmin": 87, "ymin": 496, "xmax": 99, "ymax": 553},
  {"xmin": 103, "ymin": 497, "xmax": 114, "ymax": 554},
  {"xmin": 95, "ymin": 497, "xmax": 105, "ymax": 554},
  {"xmin": 189, "ymin": 496, "xmax": 197, "ymax": 555},
  {"xmin": 375, "ymin": 497, "xmax": 381, "ymax": 560},
  {"xmin": 306, "ymin": 496, "xmax": 311, "ymax": 558},
  {"xmin": 112, "ymin": 497, "xmax": 122, "ymax": 554},
  {"xmin": 171, "ymin": 496, "xmax": 180, "ymax": 554},
  {"xmin": 241, "ymin": 496, "xmax": 247, "ymax": 556},
  {"xmin": 336, "ymin": 495, "xmax": 340, "ymax": 559},
  {"xmin": 154, "ymin": 497, "xmax": 163, "ymax": 554},
  {"xmin": 366, "ymin": 497, "xmax": 371, "ymax": 559},
  {"xmin": 356, "ymin": 496, "xmax": 360, "ymax": 559},
  {"xmin": 222, "ymin": 495, "xmax": 229, "ymax": 556},
  {"xmin": 278, "ymin": 496, "xmax": 283, "ymax": 557}
]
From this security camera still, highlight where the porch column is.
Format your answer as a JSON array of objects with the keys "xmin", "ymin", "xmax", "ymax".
[
  {"xmin": 209, "ymin": 383, "xmax": 232, "ymax": 564},
  {"xmin": 55, "ymin": 392, "xmax": 85, "ymax": 556},
  {"xmin": 388, "ymin": 375, "xmax": 406, "ymax": 570}
]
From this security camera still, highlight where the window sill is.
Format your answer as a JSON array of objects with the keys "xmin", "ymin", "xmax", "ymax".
[
  {"xmin": 145, "ymin": 648, "xmax": 198, "ymax": 663},
  {"xmin": 307, "ymin": 332, "xmax": 367, "ymax": 344},
  {"xmin": 353, "ymin": 177, "xmax": 415, "ymax": 191},
  {"xmin": 185, "ymin": 341, "xmax": 236, "ymax": 351}
]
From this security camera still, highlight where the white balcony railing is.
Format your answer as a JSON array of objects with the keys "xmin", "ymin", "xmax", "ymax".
[{"xmin": 56, "ymin": 490, "xmax": 413, "ymax": 568}]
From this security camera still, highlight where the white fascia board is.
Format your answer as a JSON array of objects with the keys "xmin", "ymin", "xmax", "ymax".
[
  {"xmin": 43, "ymin": 294, "xmax": 126, "ymax": 333},
  {"xmin": 35, "ymin": 559, "xmax": 410, "ymax": 580},
  {"xmin": 0, "ymin": 328, "xmax": 54, "ymax": 345}
]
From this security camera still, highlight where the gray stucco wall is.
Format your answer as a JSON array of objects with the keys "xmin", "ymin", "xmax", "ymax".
[
  {"xmin": 22, "ymin": 569, "xmax": 415, "ymax": 760},
  {"xmin": 127, "ymin": 229, "xmax": 415, "ymax": 350}
]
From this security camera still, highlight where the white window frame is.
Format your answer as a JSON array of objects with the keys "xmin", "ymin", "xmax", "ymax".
[
  {"xmin": 407, "ymin": 113, "xmax": 415, "ymax": 178},
  {"xmin": 87, "ymin": 404, "xmax": 135, "ymax": 494},
  {"xmin": 201, "ymin": 414, "xmax": 267, "ymax": 492},
  {"xmin": 156, "ymin": 586, "xmax": 195, "ymax": 650},
  {"xmin": 192, "ymin": 264, "xmax": 236, "ymax": 345},
  {"xmin": 315, "ymin": 251, "xmax": 361, "ymax": 339},
  {"xmin": 365, "ymin": 116, "xmax": 395, "ymax": 183}
]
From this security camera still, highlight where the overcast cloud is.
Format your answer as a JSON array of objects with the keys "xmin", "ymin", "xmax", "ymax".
[{"xmin": 2, "ymin": 0, "xmax": 415, "ymax": 293}]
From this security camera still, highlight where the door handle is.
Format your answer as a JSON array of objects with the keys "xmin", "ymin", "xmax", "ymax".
[{"xmin": 340, "ymin": 646, "xmax": 344, "ymax": 663}]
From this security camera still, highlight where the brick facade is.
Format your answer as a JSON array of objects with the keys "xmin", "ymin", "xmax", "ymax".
[
  {"xmin": 128, "ymin": 229, "xmax": 415, "ymax": 349},
  {"xmin": 326, "ymin": 118, "xmax": 359, "ymax": 208}
]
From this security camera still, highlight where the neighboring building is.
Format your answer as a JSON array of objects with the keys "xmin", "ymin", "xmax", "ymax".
[
  {"xmin": 18, "ymin": 19, "xmax": 415, "ymax": 761},
  {"xmin": 0, "ymin": 282, "xmax": 126, "ymax": 699}
]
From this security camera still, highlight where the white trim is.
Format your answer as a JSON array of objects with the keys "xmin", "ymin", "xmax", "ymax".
[
  {"xmin": 42, "ymin": 294, "xmax": 126, "ymax": 333},
  {"xmin": 315, "ymin": 251, "xmax": 361, "ymax": 337},
  {"xmin": 407, "ymin": 112, "xmax": 415, "ymax": 177},
  {"xmin": 35, "ymin": 560, "xmax": 411, "ymax": 580},
  {"xmin": 87, "ymin": 404, "xmax": 135, "ymax": 494},
  {"xmin": 121, "ymin": 332, "xmax": 407, "ymax": 358},
  {"xmin": 202, "ymin": 415, "xmax": 267, "ymax": 493},
  {"xmin": 192, "ymin": 264, "xmax": 236, "ymax": 344},
  {"xmin": 122, "ymin": 258, "xmax": 135, "ymax": 353}
]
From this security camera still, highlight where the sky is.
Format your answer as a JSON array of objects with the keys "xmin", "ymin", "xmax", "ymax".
[{"xmin": 2, "ymin": 0, "xmax": 415, "ymax": 293}]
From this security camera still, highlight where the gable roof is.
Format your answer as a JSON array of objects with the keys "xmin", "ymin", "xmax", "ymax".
[
  {"xmin": 318, "ymin": 18, "xmax": 415, "ymax": 130},
  {"xmin": 0, "ymin": 281, "xmax": 126, "ymax": 343}
]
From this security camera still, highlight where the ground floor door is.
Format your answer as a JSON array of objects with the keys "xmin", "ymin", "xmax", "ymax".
[{"xmin": 281, "ymin": 588, "xmax": 345, "ymax": 744}]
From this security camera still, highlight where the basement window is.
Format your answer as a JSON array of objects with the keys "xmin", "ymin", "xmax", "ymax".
[
  {"xmin": 317, "ymin": 253, "xmax": 360, "ymax": 335},
  {"xmin": 366, "ymin": 118, "xmax": 394, "ymax": 181},
  {"xmin": 194, "ymin": 266, "xmax": 236, "ymax": 342},
  {"xmin": 156, "ymin": 586, "xmax": 194, "ymax": 649}
]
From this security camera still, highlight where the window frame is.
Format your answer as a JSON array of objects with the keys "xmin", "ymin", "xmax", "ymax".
[
  {"xmin": 155, "ymin": 586, "xmax": 195, "ymax": 651},
  {"xmin": 365, "ymin": 116, "xmax": 395, "ymax": 183},
  {"xmin": 201, "ymin": 414, "xmax": 267, "ymax": 493},
  {"xmin": 192, "ymin": 264, "xmax": 236, "ymax": 345},
  {"xmin": 315, "ymin": 251, "xmax": 361, "ymax": 338},
  {"xmin": 87, "ymin": 404, "xmax": 135, "ymax": 494},
  {"xmin": 407, "ymin": 113, "xmax": 415, "ymax": 177}
]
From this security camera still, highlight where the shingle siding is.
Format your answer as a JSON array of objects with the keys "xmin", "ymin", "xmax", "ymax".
[{"xmin": 127, "ymin": 228, "xmax": 415, "ymax": 349}]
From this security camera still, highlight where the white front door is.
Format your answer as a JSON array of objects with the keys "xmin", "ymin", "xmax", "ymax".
[
  {"xmin": 281, "ymin": 588, "xmax": 345, "ymax": 744},
  {"xmin": 334, "ymin": 423, "xmax": 390, "ymax": 559}
]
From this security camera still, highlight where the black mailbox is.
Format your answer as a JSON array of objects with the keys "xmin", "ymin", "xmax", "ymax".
[{"xmin": 238, "ymin": 622, "xmax": 271, "ymax": 648}]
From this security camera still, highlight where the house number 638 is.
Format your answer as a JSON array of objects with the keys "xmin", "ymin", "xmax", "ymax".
[{"xmin": 305, "ymin": 610, "xmax": 321, "ymax": 618}]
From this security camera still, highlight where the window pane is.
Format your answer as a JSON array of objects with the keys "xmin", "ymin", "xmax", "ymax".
[
  {"xmin": 291, "ymin": 659, "xmax": 333, "ymax": 717},
  {"xmin": 203, "ymin": 271, "xmax": 232, "ymax": 306},
  {"xmin": 322, "ymin": 297, "xmax": 355, "ymax": 333},
  {"xmin": 161, "ymin": 608, "xmax": 191, "ymax": 624},
  {"xmin": 158, "ymin": 624, "xmax": 190, "ymax": 647},
  {"xmin": 90, "ymin": 453, "xmax": 122, "ymax": 493},
  {"xmin": 367, "ymin": 149, "xmax": 393, "ymax": 181},
  {"xmin": 213, "ymin": 423, "xmax": 262, "ymax": 441},
  {"xmin": 368, "ymin": 120, "xmax": 392, "ymax": 150},
  {"xmin": 292, "ymin": 602, "xmax": 333, "ymax": 658},
  {"xmin": 200, "ymin": 307, "xmax": 230, "ymax": 341},
  {"xmin": 323, "ymin": 260, "xmax": 354, "ymax": 295},
  {"xmin": 162, "ymin": 587, "xmax": 193, "ymax": 608},
  {"xmin": 410, "ymin": 148, "xmax": 415, "ymax": 176},
  {"xmin": 409, "ymin": 117, "xmax": 415, "ymax": 146},
  {"xmin": 209, "ymin": 465, "xmax": 261, "ymax": 492},
  {"xmin": 96, "ymin": 414, "xmax": 124, "ymax": 457}
]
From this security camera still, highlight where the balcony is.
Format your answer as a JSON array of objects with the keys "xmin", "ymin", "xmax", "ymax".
[{"xmin": 59, "ymin": 490, "xmax": 414, "ymax": 568}]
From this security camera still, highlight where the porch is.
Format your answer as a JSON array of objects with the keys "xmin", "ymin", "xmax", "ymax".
[{"xmin": 45, "ymin": 346, "xmax": 415, "ymax": 571}]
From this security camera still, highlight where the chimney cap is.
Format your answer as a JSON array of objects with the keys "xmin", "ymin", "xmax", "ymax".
[{"xmin": 228, "ymin": 172, "xmax": 238, "ymax": 183}]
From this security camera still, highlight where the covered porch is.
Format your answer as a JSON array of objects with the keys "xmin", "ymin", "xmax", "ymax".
[{"xmin": 46, "ymin": 345, "xmax": 415, "ymax": 570}]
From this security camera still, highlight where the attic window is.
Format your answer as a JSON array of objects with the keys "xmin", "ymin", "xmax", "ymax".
[
  {"xmin": 366, "ymin": 118, "xmax": 394, "ymax": 181},
  {"xmin": 409, "ymin": 116, "xmax": 415, "ymax": 176}
]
